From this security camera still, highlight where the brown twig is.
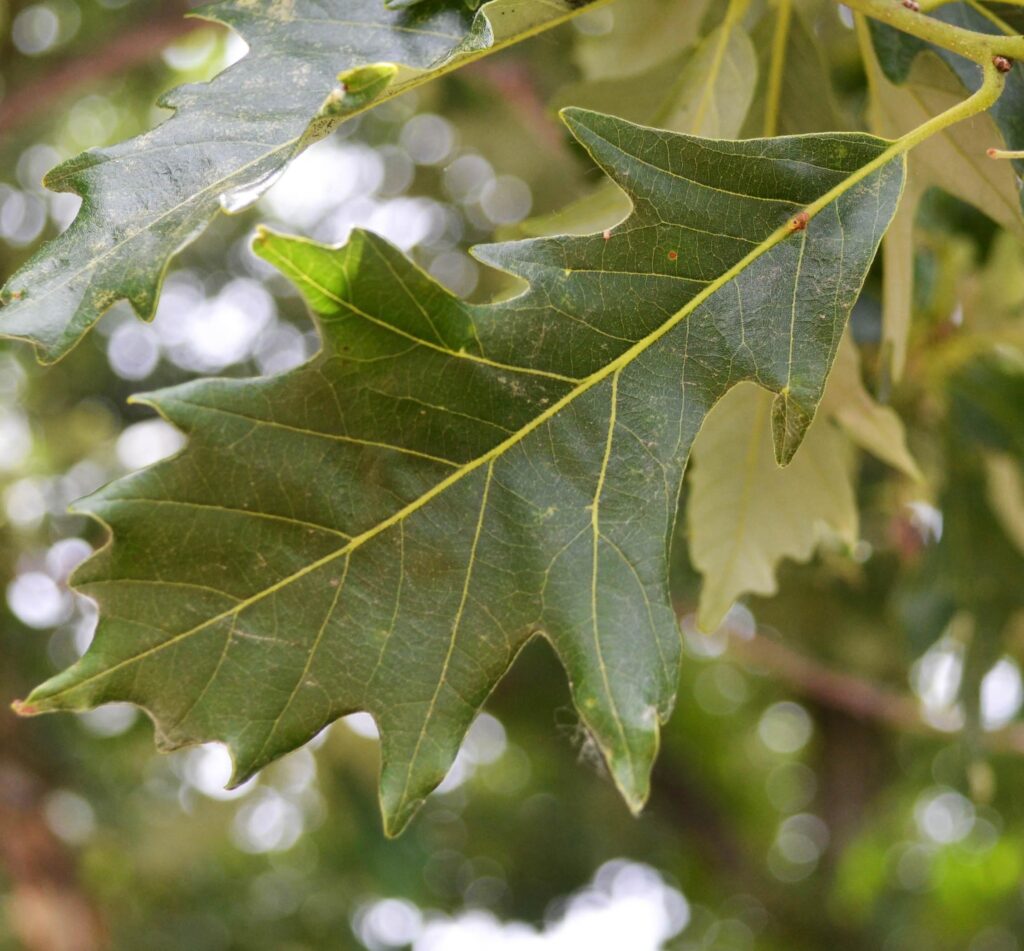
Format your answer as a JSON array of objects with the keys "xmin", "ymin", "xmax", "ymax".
[
  {"xmin": 0, "ymin": 6, "xmax": 202, "ymax": 138},
  {"xmin": 729, "ymin": 630, "xmax": 1024, "ymax": 754}
]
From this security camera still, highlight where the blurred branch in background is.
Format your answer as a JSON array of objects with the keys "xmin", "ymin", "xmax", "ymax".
[
  {"xmin": 0, "ymin": 1, "xmax": 198, "ymax": 137},
  {"xmin": 730, "ymin": 628, "xmax": 1024, "ymax": 753}
]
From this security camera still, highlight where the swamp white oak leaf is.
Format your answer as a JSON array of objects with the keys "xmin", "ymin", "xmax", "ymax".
[
  {"xmin": 0, "ymin": 0, "xmax": 599, "ymax": 362},
  {"xmin": 17, "ymin": 110, "xmax": 905, "ymax": 834}
]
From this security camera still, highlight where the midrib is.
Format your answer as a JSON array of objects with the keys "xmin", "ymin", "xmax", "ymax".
[{"xmin": 34, "ymin": 146, "xmax": 896, "ymax": 702}]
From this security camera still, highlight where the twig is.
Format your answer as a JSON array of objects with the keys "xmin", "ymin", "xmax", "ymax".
[
  {"xmin": 842, "ymin": 0, "xmax": 1024, "ymax": 62},
  {"xmin": 728, "ymin": 630, "xmax": 1024, "ymax": 754}
]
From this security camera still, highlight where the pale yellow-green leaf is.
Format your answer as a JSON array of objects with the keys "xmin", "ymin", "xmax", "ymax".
[
  {"xmin": 688, "ymin": 383, "xmax": 858, "ymax": 632},
  {"xmin": 523, "ymin": 8, "xmax": 756, "ymax": 239},
  {"xmin": 573, "ymin": 0, "xmax": 713, "ymax": 80},
  {"xmin": 865, "ymin": 52, "xmax": 1023, "ymax": 238},
  {"xmin": 984, "ymin": 453, "xmax": 1024, "ymax": 556},
  {"xmin": 880, "ymin": 174, "xmax": 922, "ymax": 383},
  {"xmin": 663, "ymin": 18, "xmax": 757, "ymax": 137},
  {"xmin": 741, "ymin": 0, "xmax": 848, "ymax": 138},
  {"xmin": 552, "ymin": 51, "xmax": 689, "ymax": 129},
  {"xmin": 823, "ymin": 335, "xmax": 922, "ymax": 481}
]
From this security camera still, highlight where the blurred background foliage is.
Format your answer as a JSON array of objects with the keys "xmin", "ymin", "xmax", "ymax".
[{"xmin": 1, "ymin": 0, "xmax": 1023, "ymax": 948}]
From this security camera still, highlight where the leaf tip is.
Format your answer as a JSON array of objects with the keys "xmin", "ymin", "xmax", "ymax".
[
  {"xmin": 695, "ymin": 602, "xmax": 727, "ymax": 636},
  {"xmin": 380, "ymin": 793, "xmax": 422, "ymax": 839},
  {"xmin": 11, "ymin": 699, "xmax": 40, "ymax": 717},
  {"xmin": 558, "ymin": 106, "xmax": 600, "ymax": 140},
  {"xmin": 251, "ymin": 225, "xmax": 302, "ymax": 266},
  {"xmin": 251, "ymin": 224, "xmax": 282, "ymax": 255},
  {"xmin": 610, "ymin": 758, "xmax": 651, "ymax": 818},
  {"xmin": 771, "ymin": 390, "xmax": 814, "ymax": 466},
  {"xmin": 124, "ymin": 392, "xmax": 163, "ymax": 415}
]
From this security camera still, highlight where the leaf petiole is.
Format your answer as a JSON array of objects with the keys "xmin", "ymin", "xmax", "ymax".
[
  {"xmin": 841, "ymin": 0, "xmax": 1024, "ymax": 63},
  {"xmin": 800, "ymin": 52, "xmax": 1005, "ymax": 231}
]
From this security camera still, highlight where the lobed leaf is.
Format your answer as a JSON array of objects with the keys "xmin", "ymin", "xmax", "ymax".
[
  {"xmin": 0, "ymin": 0, "xmax": 599, "ymax": 362},
  {"xmin": 19, "ymin": 110, "xmax": 904, "ymax": 833}
]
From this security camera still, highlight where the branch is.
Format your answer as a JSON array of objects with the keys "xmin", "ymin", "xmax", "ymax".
[
  {"xmin": 0, "ymin": 7, "xmax": 202, "ymax": 137},
  {"xmin": 728, "ymin": 629, "xmax": 1024, "ymax": 754}
]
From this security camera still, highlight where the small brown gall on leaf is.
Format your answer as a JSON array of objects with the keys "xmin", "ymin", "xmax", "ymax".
[
  {"xmin": 667, "ymin": 250, "xmax": 678, "ymax": 261},
  {"xmin": 790, "ymin": 211, "xmax": 810, "ymax": 232},
  {"xmin": 994, "ymin": 55, "xmax": 1014, "ymax": 74},
  {"xmin": 602, "ymin": 229, "xmax": 612, "ymax": 240},
  {"xmin": 902, "ymin": 0, "xmax": 920, "ymax": 11}
]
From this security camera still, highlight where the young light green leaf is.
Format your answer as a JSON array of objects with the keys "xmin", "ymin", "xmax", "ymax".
[
  {"xmin": 0, "ymin": 0, "xmax": 600, "ymax": 363},
  {"xmin": 662, "ymin": 15, "xmax": 757, "ymax": 138},
  {"xmin": 17, "ymin": 110, "xmax": 904, "ymax": 834}
]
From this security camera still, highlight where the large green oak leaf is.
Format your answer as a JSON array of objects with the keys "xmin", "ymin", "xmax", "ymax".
[
  {"xmin": 18, "ymin": 110, "xmax": 905, "ymax": 834},
  {"xmin": 0, "ymin": 0, "xmax": 600, "ymax": 362}
]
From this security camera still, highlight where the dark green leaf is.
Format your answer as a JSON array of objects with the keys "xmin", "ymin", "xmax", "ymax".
[
  {"xmin": 0, "ymin": 0, "xmax": 598, "ymax": 362},
  {"xmin": 19, "ymin": 110, "xmax": 904, "ymax": 833}
]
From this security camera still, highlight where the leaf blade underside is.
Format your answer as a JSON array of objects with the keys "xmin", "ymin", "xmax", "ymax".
[
  {"xmin": 0, "ymin": 0, "xmax": 599, "ymax": 362},
  {"xmin": 22, "ymin": 110, "xmax": 905, "ymax": 834}
]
